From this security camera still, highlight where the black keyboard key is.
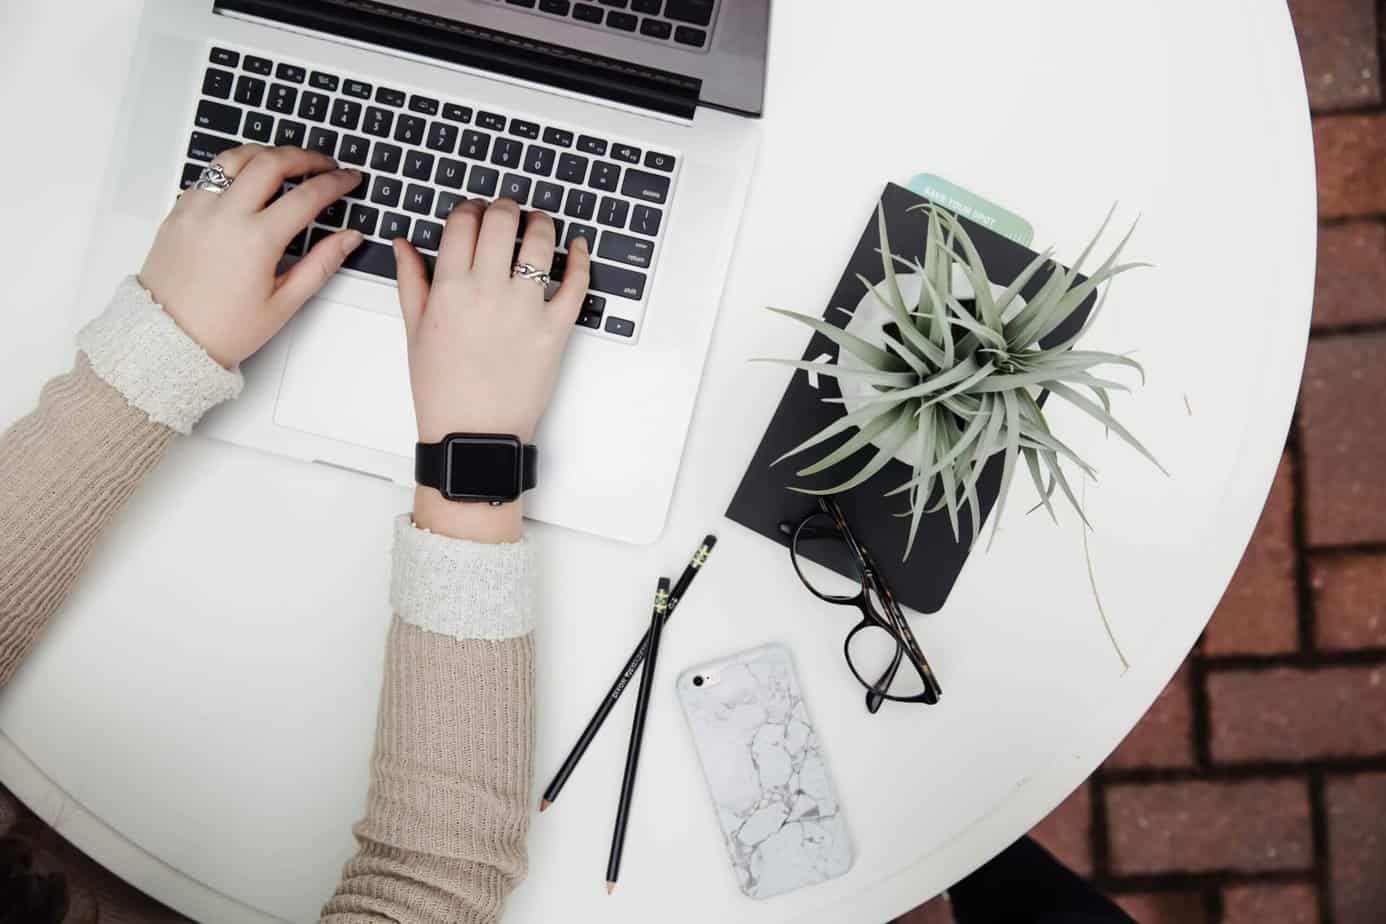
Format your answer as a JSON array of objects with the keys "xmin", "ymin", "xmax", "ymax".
[
  {"xmin": 491, "ymin": 137, "xmax": 523, "ymax": 168},
  {"xmin": 403, "ymin": 150, "xmax": 435, "ymax": 180},
  {"xmin": 411, "ymin": 219, "xmax": 445, "ymax": 251},
  {"xmin": 549, "ymin": 251, "xmax": 568, "ymax": 282},
  {"xmin": 376, "ymin": 87, "xmax": 407, "ymax": 107},
  {"xmin": 577, "ymin": 311, "xmax": 602, "ymax": 329},
  {"xmin": 443, "ymin": 103, "xmax": 473, "ymax": 123},
  {"xmin": 674, "ymin": 25, "xmax": 708, "ymax": 46},
  {"xmin": 573, "ymin": 2, "xmax": 603, "ymax": 22},
  {"xmin": 426, "ymin": 121, "xmax": 459, "ymax": 153},
  {"xmin": 577, "ymin": 134, "xmax": 607, "ymax": 156},
  {"xmin": 298, "ymin": 91, "xmax": 329, "ymax": 122},
  {"xmin": 394, "ymin": 115, "xmax": 425, "ymax": 145},
  {"xmin": 632, "ymin": 0, "xmax": 661, "ymax": 13},
  {"xmin": 195, "ymin": 100, "xmax": 241, "ymax": 135},
  {"xmin": 339, "ymin": 135, "xmax": 370, "ymax": 165},
  {"xmin": 348, "ymin": 205, "xmax": 380, "ymax": 236},
  {"xmin": 576, "ymin": 293, "xmax": 606, "ymax": 328},
  {"xmin": 180, "ymin": 162, "xmax": 204, "ymax": 189},
  {"xmin": 364, "ymin": 107, "xmax": 394, "ymax": 137},
  {"xmin": 552, "ymin": 218, "xmax": 566, "ymax": 241},
  {"xmin": 563, "ymin": 188, "xmax": 596, "ymax": 220},
  {"xmin": 597, "ymin": 196, "xmax": 630, "ymax": 229},
  {"xmin": 611, "ymin": 143, "xmax": 640, "ymax": 164},
  {"xmin": 189, "ymin": 130, "xmax": 238, "ymax": 162},
  {"xmin": 276, "ymin": 63, "xmax": 306, "ymax": 83},
  {"xmin": 557, "ymin": 152, "xmax": 588, "ymax": 183},
  {"xmin": 404, "ymin": 184, "xmax": 436, "ymax": 215},
  {"xmin": 564, "ymin": 223, "xmax": 598, "ymax": 251},
  {"xmin": 621, "ymin": 168, "xmax": 670, "ymax": 203},
  {"xmin": 599, "ymin": 0, "xmax": 628, "ymax": 6},
  {"xmin": 639, "ymin": 18, "xmax": 672, "ymax": 39},
  {"xmin": 343, "ymin": 79, "xmax": 372, "ymax": 99},
  {"xmin": 467, "ymin": 165, "xmax": 499, "ymax": 196},
  {"xmin": 543, "ymin": 127, "xmax": 574, "ymax": 147},
  {"xmin": 331, "ymin": 98, "xmax": 363, "ymax": 130},
  {"xmin": 202, "ymin": 68, "xmax": 234, "ymax": 100},
  {"xmin": 311, "ymin": 71, "xmax": 340, "ymax": 92},
  {"xmin": 380, "ymin": 212, "xmax": 412, "ymax": 240},
  {"xmin": 523, "ymin": 145, "xmax": 556, "ymax": 177},
  {"xmin": 371, "ymin": 143, "xmax": 403, "ymax": 173},
  {"xmin": 539, "ymin": 0, "xmax": 570, "ymax": 12},
  {"xmin": 598, "ymin": 230, "xmax": 653, "ymax": 267},
  {"xmin": 589, "ymin": 161, "xmax": 621, "ymax": 192},
  {"xmin": 643, "ymin": 150, "xmax": 676, "ymax": 172},
  {"xmin": 287, "ymin": 230, "xmax": 308, "ymax": 257},
  {"xmin": 436, "ymin": 191, "xmax": 465, "ymax": 219},
  {"xmin": 510, "ymin": 119, "xmax": 540, "ymax": 139},
  {"xmin": 244, "ymin": 112, "xmax": 275, "ymax": 143},
  {"xmin": 267, "ymin": 84, "xmax": 298, "ymax": 114},
  {"xmin": 630, "ymin": 204, "xmax": 662, "ymax": 236},
  {"xmin": 507, "ymin": 0, "xmax": 537, "ymax": 6},
  {"xmin": 499, "ymin": 173, "xmax": 532, "ymax": 204},
  {"xmin": 477, "ymin": 111, "xmax": 507, "ymax": 131},
  {"xmin": 665, "ymin": 0, "xmax": 713, "ymax": 25},
  {"xmin": 211, "ymin": 47, "xmax": 240, "ymax": 68},
  {"xmin": 343, "ymin": 239, "xmax": 398, "ymax": 279},
  {"xmin": 605, "ymin": 316, "xmax": 636, "ymax": 337},
  {"xmin": 606, "ymin": 11, "xmax": 637, "ymax": 30},
  {"xmin": 318, "ymin": 198, "xmax": 348, "ymax": 228},
  {"xmin": 307, "ymin": 127, "xmax": 338, "ymax": 156},
  {"xmin": 234, "ymin": 76, "xmax": 266, "ymax": 107},
  {"xmin": 460, "ymin": 130, "xmax": 491, "ymax": 160},
  {"xmin": 591, "ymin": 261, "xmax": 647, "ymax": 299},
  {"xmin": 371, "ymin": 175, "xmax": 402, "ymax": 207},
  {"xmin": 409, "ymin": 95, "xmax": 440, "ymax": 116},
  {"xmin": 532, "ymin": 181, "xmax": 564, "ymax": 212},
  {"xmin": 243, "ymin": 55, "xmax": 273, "ymax": 76},
  {"xmin": 346, "ymin": 171, "xmax": 371, "ymax": 200},
  {"xmin": 274, "ymin": 120, "xmax": 307, "ymax": 147},
  {"xmin": 436, "ymin": 157, "xmax": 466, "ymax": 188}
]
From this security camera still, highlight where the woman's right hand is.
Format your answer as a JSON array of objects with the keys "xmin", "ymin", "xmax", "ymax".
[{"xmin": 394, "ymin": 198, "xmax": 590, "ymax": 542}]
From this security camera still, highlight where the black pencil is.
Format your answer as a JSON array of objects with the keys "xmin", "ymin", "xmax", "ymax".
[
  {"xmin": 606, "ymin": 577, "xmax": 670, "ymax": 894},
  {"xmin": 539, "ymin": 534, "xmax": 717, "ymax": 811}
]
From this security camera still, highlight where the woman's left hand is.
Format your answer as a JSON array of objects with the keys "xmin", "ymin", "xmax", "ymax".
[{"xmin": 139, "ymin": 144, "xmax": 366, "ymax": 369}]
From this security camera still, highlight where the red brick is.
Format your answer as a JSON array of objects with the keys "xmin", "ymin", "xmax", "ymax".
[
  {"xmin": 1326, "ymin": 773, "xmax": 1386, "ymax": 924},
  {"xmin": 1210, "ymin": 665, "xmax": 1386, "ymax": 761},
  {"xmin": 1313, "ymin": 553, "xmax": 1386, "ymax": 649},
  {"xmin": 1313, "ymin": 223, "xmax": 1386, "ymax": 330},
  {"xmin": 1223, "ymin": 883, "xmax": 1321, "ymax": 924},
  {"xmin": 1204, "ymin": 453, "xmax": 1299, "ymax": 654},
  {"xmin": 1288, "ymin": 0, "xmax": 1381, "ymax": 112},
  {"xmin": 1315, "ymin": 115, "xmax": 1386, "ymax": 219},
  {"xmin": 1105, "ymin": 664, "xmax": 1194, "ymax": 768},
  {"xmin": 895, "ymin": 896, "xmax": 953, "ymax": 924},
  {"xmin": 1300, "ymin": 332, "xmax": 1386, "ymax": 545},
  {"xmin": 1106, "ymin": 780, "xmax": 1313, "ymax": 874},
  {"xmin": 1029, "ymin": 782, "xmax": 1092, "ymax": 876},
  {"xmin": 1114, "ymin": 891, "xmax": 1209, "ymax": 924}
]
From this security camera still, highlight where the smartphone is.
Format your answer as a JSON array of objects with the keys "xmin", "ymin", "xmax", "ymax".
[{"xmin": 676, "ymin": 643, "xmax": 854, "ymax": 899}]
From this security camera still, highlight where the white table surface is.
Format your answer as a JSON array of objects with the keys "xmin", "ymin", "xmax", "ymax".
[{"xmin": 0, "ymin": 2, "xmax": 1315, "ymax": 922}]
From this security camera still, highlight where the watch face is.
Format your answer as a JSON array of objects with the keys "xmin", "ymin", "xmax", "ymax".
[{"xmin": 445, "ymin": 436, "xmax": 522, "ymax": 501}]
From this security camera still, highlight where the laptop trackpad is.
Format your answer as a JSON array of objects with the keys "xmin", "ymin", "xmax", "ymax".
[{"xmin": 274, "ymin": 300, "xmax": 415, "ymax": 458}]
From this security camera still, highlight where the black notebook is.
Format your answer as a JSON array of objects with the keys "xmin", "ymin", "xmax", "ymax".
[{"xmin": 726, "ymin": 183, "xmax": 1094, "ymax": 614}]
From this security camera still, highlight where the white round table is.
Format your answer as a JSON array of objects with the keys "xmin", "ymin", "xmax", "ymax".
[{"xmin": 0, "ymin": 2, "xmax": 1314, "ymax": 922}]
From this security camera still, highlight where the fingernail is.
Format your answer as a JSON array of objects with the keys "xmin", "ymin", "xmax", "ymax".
[
  {"xmin": 575, "ymin": 236, "xmax": 589, "ymax": 253},
  {"xmin": 343, "ymin": 230, "xmax": 364, "ymax": 251}
]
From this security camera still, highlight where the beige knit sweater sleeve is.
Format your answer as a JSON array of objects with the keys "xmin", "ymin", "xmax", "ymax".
[{"xmin": 0, "ymin": 279, "xmax": 535, "ymax": 924}]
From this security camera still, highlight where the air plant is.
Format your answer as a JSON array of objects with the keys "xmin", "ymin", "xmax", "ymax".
[{"xmin": 761, "ymin": 204, "xmax": 1164, "ymax": 559}]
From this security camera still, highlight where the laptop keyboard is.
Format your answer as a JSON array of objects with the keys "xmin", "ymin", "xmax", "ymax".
[
  {"xmin": 181, "ymin": 44, "xmax": 683, "ymax": 342},
  {"xmin": 491, "ymin": 0, "xmax": 718, "ymax": 51}
]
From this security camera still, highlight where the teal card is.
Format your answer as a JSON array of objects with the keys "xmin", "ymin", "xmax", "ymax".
[{"xmin": 907, "ymin": 173, "xmax": 1035, "ymax": 247}]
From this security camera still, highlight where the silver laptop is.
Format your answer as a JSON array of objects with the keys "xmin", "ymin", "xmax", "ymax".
[{"xmin": 75, "ymin": 0, "xmax": 767, "ymax": 544}]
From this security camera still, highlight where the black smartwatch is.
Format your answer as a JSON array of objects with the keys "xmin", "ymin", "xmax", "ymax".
[{"xmin": 415, "ymin": 433, "xmax": 538, "ymax": 505}]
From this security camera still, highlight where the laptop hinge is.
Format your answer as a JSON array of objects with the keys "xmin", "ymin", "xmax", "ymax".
[{"xmin": 212, "ymin": 0, "xmax": 702, "ymax": 119}]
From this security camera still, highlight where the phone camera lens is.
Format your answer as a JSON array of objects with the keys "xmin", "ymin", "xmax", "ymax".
[{"xmin": 692, "ymin": 675, "xmax": 704, "ymax": 687}]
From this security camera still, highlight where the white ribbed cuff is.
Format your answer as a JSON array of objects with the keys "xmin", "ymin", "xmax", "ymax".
[
  {"xmin": 77, "ymin": 277, "xmax": 244, "ymax": 435},
  {"xmin": 390, "ymin": 514, "xmax": 536, "ymax": 641}
]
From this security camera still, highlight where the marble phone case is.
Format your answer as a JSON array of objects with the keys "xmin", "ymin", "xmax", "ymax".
[{"xmin": 676, "ymin": 644, "xmax": 854, "ymax": 899}]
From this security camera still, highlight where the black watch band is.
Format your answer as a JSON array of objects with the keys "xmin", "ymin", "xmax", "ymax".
[{"xmin": 415, "ymin": 433, "xmax": 537, "ymax": 504}]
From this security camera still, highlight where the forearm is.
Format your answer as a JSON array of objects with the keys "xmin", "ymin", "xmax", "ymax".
[
  {"xmin": 323, "ymin": 517, "xmax": 536, "ymax": 924},
  {"xmin": 0, "ymin": 279, "xmax": 241, "ymax": 687}
]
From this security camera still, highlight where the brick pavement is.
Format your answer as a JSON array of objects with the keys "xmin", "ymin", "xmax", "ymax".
[{"xmin": 899, "ymin": 2, "xmax": 1386, "ymax": 922}]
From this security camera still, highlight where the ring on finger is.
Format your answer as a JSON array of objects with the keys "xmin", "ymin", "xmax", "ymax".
[
  {"xmin": 511, "ymin": 262, "xmax": 551, "ymax": 288},
  {"xmin": 191, "ymin": 162, "xmax": 235, "ymax": 196}
]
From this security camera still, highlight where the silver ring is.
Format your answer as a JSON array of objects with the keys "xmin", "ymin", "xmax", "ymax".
[
  {"xmin": 511, "ymin": 262, "xmax": 551, "ymax": 288},
  {"xmin": 192, "ymin": 162, "xmax": 235, "ymax": 195}
]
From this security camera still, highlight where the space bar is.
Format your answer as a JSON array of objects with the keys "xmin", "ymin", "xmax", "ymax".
[{"xmin": 342, "ymin": 240, "xmax": 398, "ymax": 280}]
